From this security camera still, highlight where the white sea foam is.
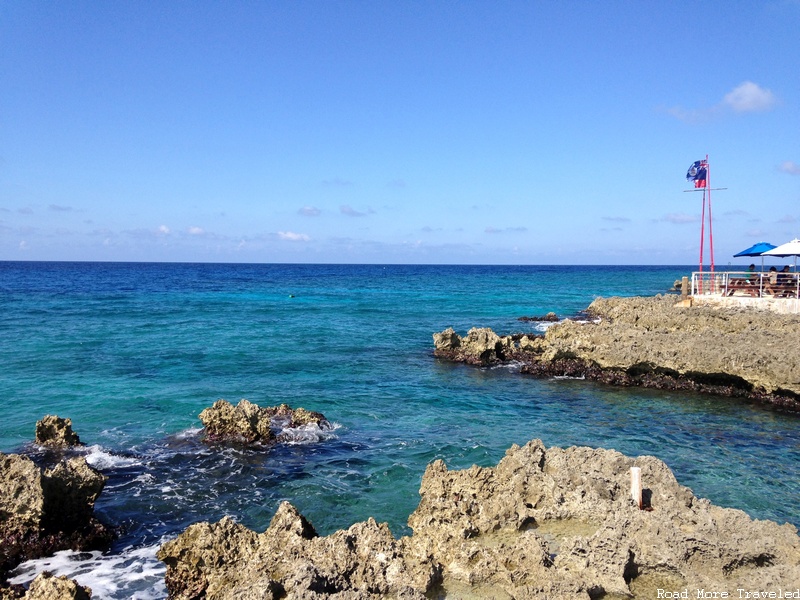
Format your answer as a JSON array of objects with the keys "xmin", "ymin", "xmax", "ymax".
[
  {"xmin": 83, "ymin": 445, "xmax": 141, "ymax": 470},
  {"xmin": 174, "ymin": 426, "xmax": 203, "ymax": 439},
  {"xmin": 490, "ymin": 360, "xmax": 525, "ymax": 372},
  {"xmin": 279, "ymin": 421, "xmax": 340, "ymax": 444},
  {"xmin": 9, "ymin": 544, "xmax": 166, "ymax": 599}
]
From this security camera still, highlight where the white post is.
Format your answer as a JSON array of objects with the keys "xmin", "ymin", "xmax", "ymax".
[{"xmin": 630, "ymin": 466, "xmax": 642, "ymax": 509}]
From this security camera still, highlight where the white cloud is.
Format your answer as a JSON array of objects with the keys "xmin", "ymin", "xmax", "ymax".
[
  {"xmin": 666, "ymin": 81, "xmax": 776, "ymax": 122},
  {"xmin": 745, "ymin": 228, "xmax": 768, "ymax": 237},
  {"xmin": 485, "ymin": 226, "xmax": 528, "ymax": 234},
  {"xmin": 664, "ymin": 106, "xmax": 706, "ymax": 124},
  {"xmin": 778, "ymin": 161, "xmax": 800, "ymax": 175},
  {"xmin": 277, "ymin": 231, "xmax": 310, "ymax": 242},
  {"xmin": 188, "ymin": 226, "xmax": 205, "ymax": 235},
  {"xmin": 723, "ymin": 81, "xmax": 776, "ymax": 113},
  {"xmin": 340, "ymin": 205, "xmax": 375, "ymax": 217},
  {"xmin": 158, "ymin": 225, "xmax": 170, "ymax": 235},
  {"xmin": 723, "ymin": 210, "xmax": 750, "ymax": 218},
  {"xmin": 661, "ymin": 213, "xmax": 697, "ymax": 224},
  {"xmin": 299, "ymin": 206, "xmax": 321, "ymax": 217}
]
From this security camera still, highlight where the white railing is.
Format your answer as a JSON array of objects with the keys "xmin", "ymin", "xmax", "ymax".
[{"xmin": 691, "ymin": 271, "xmax": 799, "ymax": 298}]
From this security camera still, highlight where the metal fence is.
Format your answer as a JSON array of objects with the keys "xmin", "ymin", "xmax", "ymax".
[{"xmin": 691, "ymin": 271, "xmax": 800, "ymax": 299}]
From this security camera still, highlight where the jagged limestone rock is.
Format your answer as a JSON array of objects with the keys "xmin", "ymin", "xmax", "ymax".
[
  {"xmin": 198, "ymin": 399, "xmax": 276, "ymax": 444},
  {"xmin": 158, "ymin": 440, "xmax": 800, "ymax": 599},
  {"xmin": 0, "ymin": 453, "xmax": 110, "ymax": 580},
  {"xmin": 24, "ymin": 572, "xmax": 92, "ymax": 600},
  {"xmin": 433, "ymin": 327, "xmax": 513, "ymax": 365},
  {"xmin": 34, "ymin": 415, "xmax": 83, "ymax": 448},
  {"xmin": 158, "ymin": 502, "xmax": 436, "ymax": 600},
  {"xmin": 434, "ymin": 295, "xmax": 800, "ymax": 408},
  {"xmin": 0, "ymin": 454, "xmax": 44, "ymax": 536},
  {"xmin": 198, "ymin": 400, "xmax": 330, "ymax": 446}
]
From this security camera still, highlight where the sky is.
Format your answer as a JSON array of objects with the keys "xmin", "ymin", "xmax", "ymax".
[{"xmin": 1, "ymin": 1, "xmax": 798, "ymax": 265}]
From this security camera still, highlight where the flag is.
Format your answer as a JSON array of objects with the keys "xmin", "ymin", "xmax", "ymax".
[{"xmin": 686, "ymin": 160, "xmax": 707, "ymax": 188}]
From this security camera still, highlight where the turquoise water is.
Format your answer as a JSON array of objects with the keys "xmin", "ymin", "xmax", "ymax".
[{"xmin": 1, "ymin": 262, "xmax": 798, "ymax": 599}]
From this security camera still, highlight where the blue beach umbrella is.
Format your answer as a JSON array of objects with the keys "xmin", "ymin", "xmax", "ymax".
[{"xmin": 733, "ymin": 241, "xmax": 776, "ymax": 270}]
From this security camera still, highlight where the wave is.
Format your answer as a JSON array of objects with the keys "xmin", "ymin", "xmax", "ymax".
[
  {"xmin": 8, "ymin": 544, "xmax": 167, "ymax": 600},
  {"xmin": 278, "ymin": 421, "xmax": 341, "ymax": 445},
  {"xmin": 83, "ymin": 445, "xmax": 142, "ymax": 470}
]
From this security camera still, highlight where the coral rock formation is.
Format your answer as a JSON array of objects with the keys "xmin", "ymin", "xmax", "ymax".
[
  {"xmin": 4, "ymin": 572, "xmax": 93, "ymax": 600},
  {"xmin": 1, "ymin": 420, "xmax": 112, "ymax": 594},
  {"xmin": 434, "ymin": 295, "xmax": 800, "ymax": 410},
  {"xmin": 34, "ymin": 416, "xmax": 83, "ymax": 449},
  {"xmin": 198, "ymin": 400, "xmax": 331, "ymax": 445},
  {"xmin": 158, "ymin": 440, "xmax": 800, "ymax": 599}
]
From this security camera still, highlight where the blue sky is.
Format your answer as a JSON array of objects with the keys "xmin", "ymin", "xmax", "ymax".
[{"xmin": 1, "ymin": 1, "xmax": 798, "ymax": 265}]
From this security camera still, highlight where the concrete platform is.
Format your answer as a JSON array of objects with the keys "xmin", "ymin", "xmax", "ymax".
[{"xmin": 683, "ymin": 294, "xmax": 800, "ymax": 314}]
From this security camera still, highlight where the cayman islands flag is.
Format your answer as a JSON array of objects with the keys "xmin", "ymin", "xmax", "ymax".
[{"xmin": 686, "ymin": 160, "xmax": 708, "ymax": 188}]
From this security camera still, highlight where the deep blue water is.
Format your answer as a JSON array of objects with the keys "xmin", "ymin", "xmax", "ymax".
[{"xmin": 1, "ymin": 262, "xmax": 798, "ymax": 599}]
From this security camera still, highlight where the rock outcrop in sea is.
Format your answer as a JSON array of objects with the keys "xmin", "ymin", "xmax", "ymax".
[
  {"xmin": 0, "ymin": 417, "xmax": 112, "ymax": 598},
  {"xmin": 199, "ymin": 399, "xmax": 331, "ymax": 445},
  {"xmin": 34, "ymin": 416, "xmax": 83, "ymax": 449},
  {"xmin": 158, "ymin": 439, "xmax": 800, "ymax": 599},
  {"xmin": 434, "ymin": 295, "xmax": 800, "ymax": 411}
]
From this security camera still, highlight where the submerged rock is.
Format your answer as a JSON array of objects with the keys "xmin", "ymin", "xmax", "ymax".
[
  {"xmin": 198, "ymin": 399, "xmax": 331, "ymax": 445},
  {"xmin": 158, "ymin": 439, "xmax": 800, "ymax": 599},
  {"xmin": 518, "ymin": 311, "xmax": 558, "ymax": 322},
  {"xmin": 434, "ymin": 295, "xmax": 800, "ymax": 410}
]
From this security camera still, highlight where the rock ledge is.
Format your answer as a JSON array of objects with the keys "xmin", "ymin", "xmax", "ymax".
[
  {"xmin": 434, "ymin": 296, "xmax": 800, "ymax": 411},
  {"xmin": 158, "ymin": 439, "xmax": 800, "ymax": 599}
]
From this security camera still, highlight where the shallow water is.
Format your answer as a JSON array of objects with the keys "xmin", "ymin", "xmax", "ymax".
[{"xmin": 1, "ymin": 262, "xmax": 797, "ymax": 598}]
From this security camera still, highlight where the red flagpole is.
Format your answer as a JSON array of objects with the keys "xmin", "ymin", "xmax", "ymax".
[
  {"xmin": 707, "ymin": 154, "xmax": 714, "ymax": 274},
  {"xmin": 686, "ymin": 156, "xmax": 725, "ymax": 294},
  {"xmin": 699, "ymin": 187, "xmax": 706, "ymax": 276}
]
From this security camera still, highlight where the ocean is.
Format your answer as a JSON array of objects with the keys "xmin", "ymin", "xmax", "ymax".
[{"xmin": 1, "ymin": 262, "xmax": 798, "ymax": 599}]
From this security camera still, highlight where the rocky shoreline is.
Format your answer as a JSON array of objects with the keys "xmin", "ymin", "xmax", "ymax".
[
  {"xmin": 158, "ymin": 439, "xmax": 800, "ymax": 599},
  {"xmin": 433, "ymin": 295, "xmax": 800, "ymax": 412},
  {"xmin": 0, "ymin": 417, "xmax": 111, "ymax": 599},
  {"xmin": 3, "ymin": 323, "xmax": 799, "ymax": 598},
  {"xmin": 0, "ymin": 403, "xmax": 332, "ymax": 599}
]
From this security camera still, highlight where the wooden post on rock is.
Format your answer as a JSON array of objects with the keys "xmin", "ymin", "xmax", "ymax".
[{"xmin": 630, "ymin": 466, "xmax": 642, "ymax": 509}]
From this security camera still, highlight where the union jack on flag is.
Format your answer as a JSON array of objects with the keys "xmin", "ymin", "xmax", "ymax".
[{"xmin": 686, "ymin": 160, "xmax": 707, "ymax": 188}]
